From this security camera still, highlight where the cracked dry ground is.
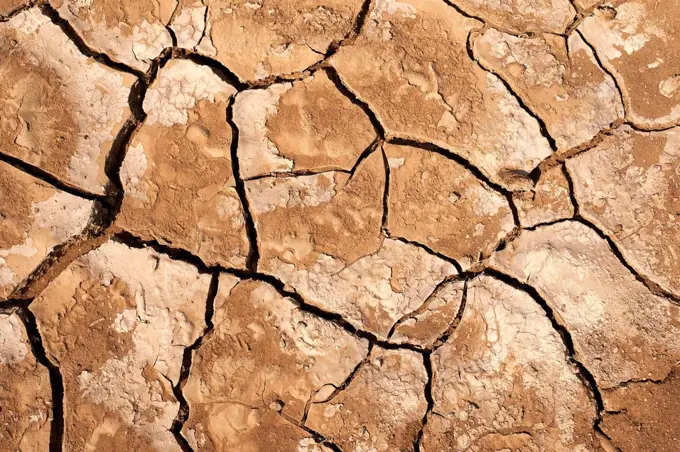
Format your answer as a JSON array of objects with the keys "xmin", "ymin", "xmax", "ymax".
[{"xmin": 3, "ymin": 1, "xmax": 680, "ymax": 452}]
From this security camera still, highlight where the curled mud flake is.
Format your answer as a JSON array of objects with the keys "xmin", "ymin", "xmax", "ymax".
[
  {"xmin": 421, "ymin": 276, "xmax": 599, "ymax": 451},
  {"xmin": 601, "ymin": 366, "xmax": 680, "ymax": 452},
  {"xmin": 515, "ymin": 165, "xmax": 574, "ymax": 228},
  {"xmin": 247, "ymin": 152, "xmax": 457, "ymax": 338},
  {"xmin": 182, "ymin": 276, "xmax": 368, "ymax": 432},
  {"xmin": 455, "ymin": 0, "xmax": 576, "ymax": 34},
  {"xmin": 117, "ymin": 59, "xmax": 249, "ymax": 269},
  {"xmin": 473, "ymin": 28, "xmax": 623, "ymax": 151},
  {"xmin": 0, "ymin": 9, "xmax": 132, "ymax": 194},
  {"xmin": 579, "ymin": 0, "xmax": 680, "ymax": 128},
  {"xmin": 390, "ymin": 279, "xmax": 464, "ymax": 348},
  {"xmin": 235, "ymin": 71, "xmax": 377, "ymax": 179},
  {"xmin": 307, "ymin": 347, "xmax": 428, "ymax": 452},
  {"xmin": 491, "ymin": 221, "xmax": 680, "ymax": 389},
  {"xmin": 0, "ymin": 313, "xmax": 52, "ymax": 452},
  {"xmin": 567, "ymin": 125, "xmax": 680, "ymax": 299},
  {"xmin": 385, "ymin": 144, "xmax": 515, "ymax": 269},
  {"xmin": 196, "ymin": 0, "xmax": 364, "ymax": 81},
  {"xmin": 331, "ymin": 0, "xmax": 552, "ymax": 188},
  {"xmin": 51, "ymin": 0, "xmax": 175, "ymax": 70},
  {"xmin": 30, "ymin": 240, "xmax": 210, "ymax": 452},
  {"xmin": 0, "ymin": 161, "xmax": 93, "ymax": 300}
]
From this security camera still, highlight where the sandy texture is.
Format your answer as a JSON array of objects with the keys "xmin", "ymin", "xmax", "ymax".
[
  {"xmin": 422, "ymin": 276, "xmax": 599, "ymax": 451},
  {"xmin": 0, "ymin": 313, "xmax": 52, "ymax": 451},
  {"xmin": 579, "ymin": 0, "xmax": 680, "ymax": 129},
  {"xmin": 0, "ymin": 161, "xmax": 93, "ymax": 300},
  {"xmin": 331, "ymin": 0, "xmax": 552, "ymax": 188},
  {"xmin": 0, "ymin": 9, "xmax": 132, "ymax": 194},
  {"xmin": 4, "ymin": 1, "xmax": 680, "ymax": 451},
  {"xmin": 116, "ymin": 59, "xmax": 249, "ymax": 269},
  {"xmin": 234, "ymin": 71, "xmax": 377, "ymax": 179},
  {"xmin": 197, "ymin": 0, "xmax": 364, "ymax": 81},
  {"xmin": 30, "ymin": 241, "xmax": 211, "ymax": 451}
]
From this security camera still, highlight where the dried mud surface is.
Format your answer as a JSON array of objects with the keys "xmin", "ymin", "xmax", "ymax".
[{"xmin": 1, "ymin": 1, "xmax": 679, "ymax": 451}]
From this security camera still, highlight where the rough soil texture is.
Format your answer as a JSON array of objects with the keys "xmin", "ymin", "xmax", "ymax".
[{"xmin": 1, "ymin": 1, "xmax": 680, "ymax": 452}]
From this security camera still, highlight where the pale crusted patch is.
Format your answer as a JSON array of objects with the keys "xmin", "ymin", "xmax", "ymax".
[
  {"xmin": 233, "ymin": 84, "xmax": 295, "ymax": 179},
  {"xmin": 307, "ymin": 347, "xmax": 428, "ymax": 451},
  {"xmin": 567, "ymin": 126, "xmax": 680, "ymax": 298},
  {"xmin": 54, "ymin": 0, "xmax": 175, "ymax": 70},
  {"xmin": 2, "ymin": 10, "xmax": 131, "ymax": 193},
  {"xmin": 170, "ymin": 4, "xmax": 208, "ymax": 49},
  {"xmin": 144, "ymin": 59, "xmax": 236, "ymax": 126},
  {"xmin": 120, "ymin": 142, "xmax": 149, "ymax": 201},
  {"xmin": 267, "ymin": 238, "xmax": 457, "ymax": 339},
  {"xmin": 0, "ymin": 313, "xmax": 28, "ymax": 365},
  {"xmin": 247, "ymin": 172, "xmax": 341, "ymax": 215},
  {"xmin": 422, "ymin": 276, "xmax": 598, "ymax": 451},
  {"xmin": 492, "ymin": 221, "xmax": 680, "ymax": 388}
]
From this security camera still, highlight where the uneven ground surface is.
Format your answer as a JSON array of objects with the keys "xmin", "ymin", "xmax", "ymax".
[{"xmin": 1, "ymin": 0, "xmax": 680, "ymax": 451}]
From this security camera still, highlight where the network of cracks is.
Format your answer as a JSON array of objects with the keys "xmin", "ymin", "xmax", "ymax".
[{"xmin": 1, "ymin": 0, "xmax": 680, "ymax": 451}]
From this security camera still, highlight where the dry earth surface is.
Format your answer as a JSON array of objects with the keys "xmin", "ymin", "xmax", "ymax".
[{"xmin": 1, "ymin": 0, "xmax": 680, "ymax": 451}]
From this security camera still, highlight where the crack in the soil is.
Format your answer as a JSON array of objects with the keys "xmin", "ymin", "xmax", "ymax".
[
  {"xmin": 575, "ymin": 28, "xmax": 628, "ymax": 119},
  {"xmin": 5, "ymin": 2, "xmax": 668, "ymax": 449},
  {"xmin": 561, "ymin": 165, "xmax": 680, "ymax": 305},
  {"xmin": 466, "ymin": 32, "xmax": 559, "ymax": 153},
  {"xmin": 169, "ymin": 273, "xmax": 220, "ymax": 452},
  {"xmin": 303, "ymin": 344, "xmax": 375, "ymax": 421},
  {"xmin": 38, "ymin": 3, "xmax": 145, "ymax": 78},
  {"xmin": 412, "ymin": 279, "xmax": 469, "ymax": 451},
  {"xmin": 0, "ymin": 0, "xmax": 36, "ymax": 22},
  {"xmin": 481, "ymin": 268, "xmax": 610, "ymax": 445},
  {"xmin": 324, "ymin": 66, "xmax": 387, "ymax": 139},
  {"xmin": 225, "ymin": 97, "xmax": 260, "ymax": 273},
  {"xmin": 15, "ymin": 304, "xmax": 65, "ymax": 452},
  {"xmin": 0, "ymin": 150, "xmax": 104, "ymax": 201}
]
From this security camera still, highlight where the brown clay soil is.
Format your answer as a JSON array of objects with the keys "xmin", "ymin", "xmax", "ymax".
[{"xmin": 1, "ymin": 0, "xmax": 680, "ymax": 451}]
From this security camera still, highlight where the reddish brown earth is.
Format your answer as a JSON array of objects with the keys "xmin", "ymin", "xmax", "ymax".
[{"xmin": 2, "ymin": 1, "xmax": 680, "ymax": 451}]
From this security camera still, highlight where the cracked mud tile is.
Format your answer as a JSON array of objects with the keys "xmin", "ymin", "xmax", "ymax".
[
  {"xmin": 452, "ymin": 0, "xmax": 576, "ymax": 34},
  {"xmin": 116, "ymin": 59, "xmax": 249, "ymax": 269},
  {"xmin": 421, "ymin": 276, "xmax": 599, "ymax": 452},
  {"xmin": 390, "ymin": 279, "xmax": 464, "ymax": 348},
  {"xmin": 579, "ymin": 0, "xmax": 680, "ymax": 129},
  {"xmin": 599, "ymin": 366, "xmax": 680, "ymax": 452},
  {"xmin": 0, "ymin": 161, "xmax": 93, "ymax": 301},
  {"xmin": 515, "ymin": 165, "xmax": 574, "ymax": 228},
  {"xmin": 50, "ymin": 0, "xmax": 175, "ymax": 70},
  {"xmin": 0, "ymin": 313, "xmax": 52, "ymax": 451},
  {"xmin": 306, "ymin": 347, "xmax": 428, "ymax": 452},
  {"xmin": 245, "ymin": 151, "xmax": 457, "ymax": 338},
  {"xmin": 29, "ymin": 240, "xmax": 211, "ymax": 451},
  {"xmin": 491, "ymin": 221, "xmax": 680, "ymax": 389},
  {"xmin": 233, "ymin": 71, "xmax": 377, "ymax": 179},
  {"xmin": 195, "ymin": 0, "xmax": 365, "ymax": 81},
  {"xmin": 184, "ymin": 403, "xmax": 331, "ymax": 452},
  {"xmin": 472, "ymin": 28, "xmax": 623, "ymax": 151},
  {"xmin": 567, "ymin": 125, "xmax": 680, "ymax": 299},
  {"xmin": 330, "ymin": 0, "xmax": 552, "ymax": 188},
  {"xmin": 181, "ymin": 275, "xmax": 368, "ymax": 448},
  {"xmin": 0, "ymin": 9, "xmax": 132, "ymax": 194},
  {"xmin": 385, "ymin": 144, "xmax": 515, "ymax": 269}
]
